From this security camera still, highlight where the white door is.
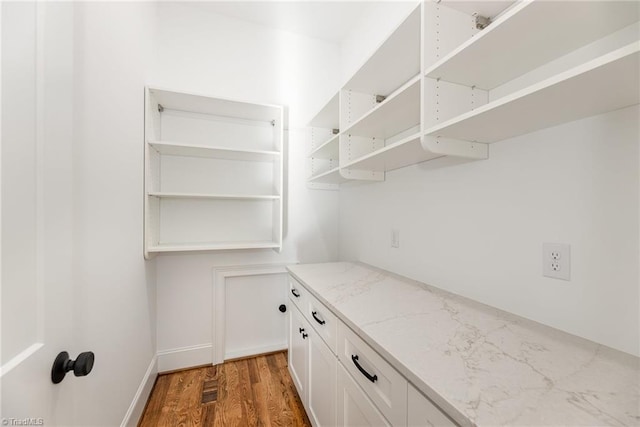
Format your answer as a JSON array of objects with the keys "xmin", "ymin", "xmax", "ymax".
[
  {"xmin": 289, "ymin": 306, "xmax": 308, "ymax": 407},
  {"xmin": 1, "ymin": 2, "xmax": 76, "ymax": 424},
  {"xmin": 307, "ymin": 331, "xmax": 337, "ymax": 427}
]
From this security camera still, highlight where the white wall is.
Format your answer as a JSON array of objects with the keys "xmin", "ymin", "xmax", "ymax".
[
  {"xmin": 71, "ymin": 3, "xmax": 158, "ymax": 425},
  {"xmin": 339, "ymin": 106, "xmax": 639, "ymax": 356},
  {"xmin": 152, "ymin": 3, "xmax": 342, "ymax": 369}
]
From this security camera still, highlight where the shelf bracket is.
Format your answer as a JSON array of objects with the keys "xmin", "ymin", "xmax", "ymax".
[
  {"xmin": 422, "ymin": 135, "xmax": 489, "ymax": 160},
  {"xmin": 157, "ymin": 104, "xmax": 164, "ymax": 113},
  {"xmin": 474, "ymin": 14, "xmax": 491, "ymax": 30},
  {"xmin": 332, "ymin": 128, "xmax": 339, "ymax": 135},
  {"xmin": 375, "ymin": 94, "xmax": 387, "ymax": 103}
]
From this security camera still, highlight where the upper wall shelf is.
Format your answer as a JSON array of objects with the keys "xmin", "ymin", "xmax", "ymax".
[
  {"xmin": 148, "ymin": 192, "xmax": 280, "ymax": 200},
  {"xmin": 308, "ymin": 166, "xmax": 348, "ymax": 185},
  {"xmin": 343, "ymin": 4, "xmax": 421, "ymax": 95},
  {"xmin": 148, "ymin": 141, "xmax": 279, "ymax": 162},
  {"xmin": 425, "ymin": 42, "xmax": 640, "ymax": 143},
  {"xmin": 309, "ymin": 134, "xmax": 339, "ymax": 159},
  {"xmin": 425, "ymin": 1, "xmax": 640, "ymax": 90},
  {"xmin": 341, "ymin": 133, "xmax": 440, "ymax": 172},
  {"xmin": 344, "ymin": 75, "xmax": 420, "ymax": 139},
  {"xmin": 150, "ymin": 87, "xmax": 281, "ymax": 122},
  {"xmin": 308, "ymin": 93, "xmax": 339, "ymax": 129}
]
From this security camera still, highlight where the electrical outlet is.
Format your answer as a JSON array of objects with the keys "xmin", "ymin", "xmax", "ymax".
[
  {"xmin": 543, "ymin": 243, "xmax": 571, "ymax": 281},
  {"xmin": 391, "ymin": 229, "xmax": 400, "ymax": 248}
]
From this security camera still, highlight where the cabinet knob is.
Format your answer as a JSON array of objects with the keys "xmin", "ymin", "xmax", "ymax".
[
  {"xmin": 302, "ymin": 333, "xmax": 308, "ymax": 339},
  {"xmin": 299, "ymin": 327, "xmax": 305, "ymax": 333},
  {"xmin": 279, "ymin": 304, "xmax": 287, "ymax": 313}
]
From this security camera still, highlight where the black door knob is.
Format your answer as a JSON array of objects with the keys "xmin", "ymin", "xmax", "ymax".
[
  {"xmin": 51, "ymin": 351, "xmax": 95, "ymax": 384},
  {"xmin": 279, "ymin": 304, "xmax": 287, "ymax": 313}
]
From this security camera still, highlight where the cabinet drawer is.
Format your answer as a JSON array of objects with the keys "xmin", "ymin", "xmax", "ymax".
[
  {"xmin": 338, "ymin": 363, "xmax": 390, "ymax": 427},
  {"xmin": 408, "ymin": 383, "xmax": 456, "ymax": 427},
  {"xmin": 304, "ymin": 291, "xmax": 338, "ymax": 354},
  {"xmin": 338, "ymin": 323, "xmax": 407, "ymax": 426},
  {"xmin": 289, "ymin": 276, "xmax": 307, "ymax": 311}
]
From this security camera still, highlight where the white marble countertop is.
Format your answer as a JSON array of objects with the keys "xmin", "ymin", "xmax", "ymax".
[{"xmin": 287, "ymin": 262, "xmax": 640, "ymax": 427}]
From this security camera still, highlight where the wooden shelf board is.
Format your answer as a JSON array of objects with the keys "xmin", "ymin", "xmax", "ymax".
[
  {"xmin": 425, "ymin": 42, "xmax": 640, "ymax": 143},
  {"xmin": 342, "ymin": 133, "xmax": 442, "ymax": 172},
  {"xmin": 308, "ymin": 93, "xmax": 339, "ymax": 129},
  {"xmin": 425, "ymin": 1, "xmax": 640, "ymax": 90},
  {"xmin": 344, "ymin": 5, "xmax": 421, "ymax": 95},
  {"xmin": 148, "ymin": 141, "xmax": 279, "ymax": 162},
  {"xmin": 148, "ymin": 192, "xmax": 280, "ymax": 201},
  {"xmin": 149, "ymin": 86, "xmax": 281, "ymax": 123},
  {"xmin": 148, "ymin": 241, "xmax": 281, "ymax": 253},
  {"xmin": 310, "ymin": 134, "xmax": 339, "ymax": 159},
  {"xmin": 308, "ymin": 167, "xmax": 348, "ymax": 184},
  {"xmin": 344, "ymin": 75, "xmax": 420, "ymax": 139}
]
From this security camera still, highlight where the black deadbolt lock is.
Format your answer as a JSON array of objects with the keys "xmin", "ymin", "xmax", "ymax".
[
  {"xmin": 51, "ymin": 351, "xmax": 95, "ymax": 384},
  {"xmin": 279, "ymin": 304, "xmax": 287, "ymax": 313}
]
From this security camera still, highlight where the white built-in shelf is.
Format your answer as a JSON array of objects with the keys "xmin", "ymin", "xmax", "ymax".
[
  {"xmin": 144, "ymin": 87, "xmax": 284, "ymax": 258},
  {"xmin": 150, "ymin": 86, "xmax": 281, "ymax": 122},
  {"xmin": 148, "ymin": 192, "xmax": 280, "ymax": 201},
  {"xmin": 309, "ymin": 134, "xmax": 339, "ymax": 160},
  {"xmin": 425, "ymin": 1, "xmax": 640, "ymax": 90},
  {"xmin": 341, "ymin": 133, "xmax": 441, "ymax": 172},
  {"xmin": 148, "ymin": 241, "xmax": 281, "ymax": 253},
  {"xmin": 309, "ymin": 93, "xmax": 339, "ymax": 129},
  {"xmin": 344, "ymin": 75, "xmax": 420, "ymax": 139},
  {"xmin": 425, "ymin": 42, "xmax": 640, "ymax": 143},
  {"xmin": 308, "ymin": 167, "xmax": 348, "ymax": 185},
  {"xmin": 344, "ymin": 4, "xmax": 421, "ymax": 95},
  {"xmin": 148, "ymin": 141, "xmax": 279, "ymax": 162}
]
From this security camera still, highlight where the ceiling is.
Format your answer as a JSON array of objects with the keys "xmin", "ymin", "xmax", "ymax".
[{"xmin": 180, "ymin": 1, "xmax": 385, "ymax": 44}]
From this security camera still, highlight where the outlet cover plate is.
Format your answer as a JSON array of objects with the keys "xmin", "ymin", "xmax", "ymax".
[{"xmin": 543, "ymin": 242, "xmax": 571, "ymax": 281}]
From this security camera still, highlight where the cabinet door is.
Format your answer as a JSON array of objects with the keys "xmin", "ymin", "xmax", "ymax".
[
  {"xmin": 308, "ymin": 330, "xmax": 337, "ymax": 427},
  {"xmin": 337, "ymin": 363, "xmax": 390, "ymax": 427},
  {"xmin": 289, "ymin": 306, "xmax": 308, "ymax": 407},
  {"xmin": 407, "ymin": 384, "xmax": 456, "ymax": 427}
]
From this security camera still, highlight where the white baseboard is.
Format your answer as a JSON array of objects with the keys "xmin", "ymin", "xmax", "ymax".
[
  {"xmin": 157, "ymin": 343, "xmax": 213, "ymax": 372},
  {"xmin": 224, "ymin": 342, "xmax": 287, "ymax": 361},
  {"xmin": 121, "ymin": 356, "xmax": 157, "ymax": 427}
]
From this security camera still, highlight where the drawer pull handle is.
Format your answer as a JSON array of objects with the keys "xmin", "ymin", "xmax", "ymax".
[
  {"xmin": 311, "ymin": 311, "xmax": 326, "ymax": 325},
  {"xmin": 351, "ymin": 355, "xmax": 377, "ymax": 383},
  {"xmin": 291, "ymin": 289, "xmax": 300, "ymax": 298},
  {"xmin": 302, "ymin": 333, "xmax": 308, "ymax": 339}
]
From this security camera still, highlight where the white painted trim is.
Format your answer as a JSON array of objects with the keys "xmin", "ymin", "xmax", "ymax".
[
  {"xmin": 121, "ymin": 356, "xmax": 157, "ymax": 427},
  {"xmin": 0, "ymin": 343, "xmax": 43, "ymax": 378},
  {"xmin": 157, "ymin": 343, "xmax": 213, "ymax": 373},
  {"xmin": 224, "ymin": 343, "xmax": 288, "ymax": 361},
  {"xmin": 212, "ymin": 263, "xmax": 296, "ymax": 365}
]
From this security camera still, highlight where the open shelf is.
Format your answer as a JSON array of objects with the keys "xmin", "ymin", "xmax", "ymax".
[
  {"xmin": 344, "ymin": 4, "xmax": 421, "ymax": 95},
  {"xmin": 309, "ymin": 134, "xmax": 339, "ymax": 160},
  {"xmin": 308, "ymin": 93, "xmax": 339, "ymax": 129},
  {"xmin": 148, "ymin": 241, "xmax": 281, "ymax": 253},
  {"xmin": 344, "ymin": 75, "xmax": 420, "ymax": 139},
  {"xmin": 148, "ymin": 192, "xmax": 280, "ymax": 200},
  {"xmin": 425, "ymin": 42, "xmax": 640, "ymax": 143},
  {"xmin": 308, "ymin": 167, "xmax": 348, "ymax": 185},
  {"xmin": 148, "ymin": 141, "xmax": 279, "ymax": 162},
  {"xmin": 341, "ymin": 133, "xmax": 441, "ymax": 172},
  {"xmin": 425, "ymin": 1, "xmax": 640, "ymax": 90},
  {"xmin": 149, "ymin": 86, "xmax": 281, "ymax": 123}
]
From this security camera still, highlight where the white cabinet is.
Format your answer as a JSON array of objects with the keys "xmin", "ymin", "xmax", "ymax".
[
  {"xmin": 143, "ymin": 87, "xmax": 284, "ymax": 257},
  {"xmin": 289, "ymin": 304, "xmax": 309, "ymax": 406},
  {"xmin": 308, "ymin": 326, "xmax": 338, "ymax": 427},
  {"xmin": 337, "ymin": 363, "xmax": 390, "ymax": 427},
  {"xmin": 289, "ymin": 301, "xmax": 337, "ymax": 427},
  {"xmin": 407, "ymin": 384, "xmax": 456, "ymax": 427}
]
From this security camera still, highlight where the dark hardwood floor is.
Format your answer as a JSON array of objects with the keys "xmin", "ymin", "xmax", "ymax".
[{"xmin": 139, "ymin": 351, "xmax": 311, "ymax": 426}]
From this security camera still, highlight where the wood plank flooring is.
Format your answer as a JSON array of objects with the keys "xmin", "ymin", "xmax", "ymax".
[{"xmin": 139, "ymin": 351, "xmax": 311, "ymax": 427}]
